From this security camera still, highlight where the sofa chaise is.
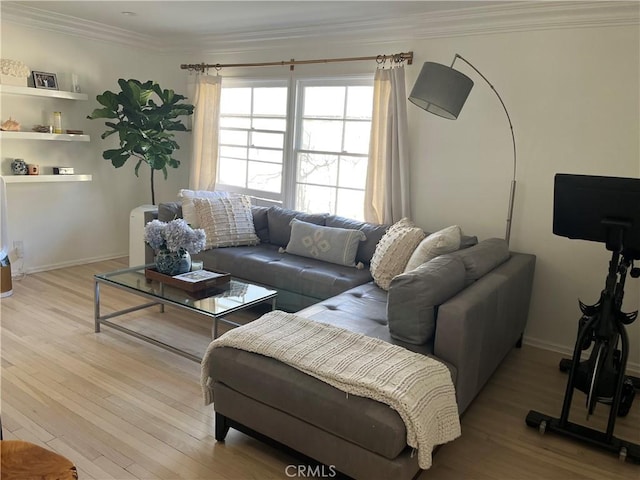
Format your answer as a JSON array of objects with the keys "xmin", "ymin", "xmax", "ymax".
[{"xmin": 156, "ymin": 201, "xmax": 537, "ymax": 479}]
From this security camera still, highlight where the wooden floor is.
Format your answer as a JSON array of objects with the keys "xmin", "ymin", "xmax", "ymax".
[{"xmin": 1, "ymin": 258, "xmax": 638, "ymax": 479}]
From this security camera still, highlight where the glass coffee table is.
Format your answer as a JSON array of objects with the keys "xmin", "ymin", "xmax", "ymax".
[{"xmin": 94, "ymin": 265, "xmax": 277, "ymax": 362}]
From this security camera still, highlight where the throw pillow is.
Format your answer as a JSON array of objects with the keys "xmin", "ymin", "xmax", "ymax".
[
  {"xmin": 193, "ymin": 195, "xmax": 260, "ymax": 249},
  {"xmin": 284, "ymin": 218, "xmax": 366, "ymax": 267},
  {"xmin": 178, "ymin": 189, "xmax": 231, "ymax": 228},
  {"xmin": 403, "ymin": 225, "xmax": 462, "ymax": 272},
  {"xmin": 369, "ymin": 218, "xmax": 425, "ymax": 291}
]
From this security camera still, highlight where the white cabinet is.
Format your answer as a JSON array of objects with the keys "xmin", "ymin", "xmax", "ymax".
[{"xmin": 1, "ymin": 84, "xmax": 92, "ymax": 181}]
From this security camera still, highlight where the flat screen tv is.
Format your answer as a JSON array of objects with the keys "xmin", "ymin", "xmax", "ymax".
[{"xmin": 553, "ymin": 173, "xmax": 640, "ymax": 257}]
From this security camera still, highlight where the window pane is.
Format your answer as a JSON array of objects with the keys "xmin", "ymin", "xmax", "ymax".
[
  {"xmin": 346, "ymin": 86, "xmax": 373, "ymax": 119},
  {"xmin": 303, "ymin": 86, "xmax": 345, "ymax": 118},
  {"xmin": 253, "ymin": 87, "xmax": 288, "ymax": 116},
  {"xmin": 218, "ymin": 158, "xmax": 247, "ymax": 187},
  {"xmin": 338, "ymin": 156, "xmax": 367, "ymax": 189},
  {"xmin": 249, "ymin": 147, "xmax": 283, "ymax": 163},
  {"xmin": 219, "ymin": 146, "xmax": 247, "ymax": 160},
  {"xmin": 251, "ymin": 131, "xmax": 283, "ymax": 149},
  {"xmin": 221, "ymin": 88, "xmax": 251, "ymax": 115},
  {"xmin": 219, "ymin": 129, "xmax": 248, "ymax": 146},
  {"xmin": 220, "ymin": 116, "xmax": 251, "ymax": 128},
  {"xmin": 248, "ymin": 161, "xmax": 281, "ymax": 193},
  {"xmin": 301, "ymin": 120, "xmax": 343, "ymax": 151},
  {"xmin": 296, "ymin": 184, "xmax": 335, "ymax": 214},
  {"xmin": 343, "ymin": 121, "xmax": 371, "ymax": 154},
  {"xmin": 336, "ymin": 189, "xmax": 365, "ymax": 221},
  {"xmin": 253, "ymin": 117, "xmax": 286, "ymax": 131},
  {"xmin": 297, "ymin": 153, "xmax": 338, "ymax": 185}
]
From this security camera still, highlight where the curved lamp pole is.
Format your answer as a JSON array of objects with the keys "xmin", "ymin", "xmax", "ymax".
[{"xmin": 408, "ymin": 54, "xmax": 517, "ymax": 245}]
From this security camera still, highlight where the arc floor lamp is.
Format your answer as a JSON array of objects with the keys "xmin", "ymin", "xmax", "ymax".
[{"xmin": 408, "ymin": 54, "xmax": 517, "ymax": 245}]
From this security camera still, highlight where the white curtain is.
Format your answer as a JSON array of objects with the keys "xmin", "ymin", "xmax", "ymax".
[
  {"xmin": 364, "ymin": 66, "xmax": 411, "ymax": 224},
  {"xmin": 190, "ymin": 74, "xmax": 222, "ymax": 191}
]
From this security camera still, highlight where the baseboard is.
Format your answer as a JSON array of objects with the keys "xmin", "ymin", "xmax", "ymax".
[
  {"xmin": 14, "ymin": 252, "xmax": 128, "ymax": 276},
  {"xmin": 523, "ymin": 335, "xmax": 640, "ymax": 376}
]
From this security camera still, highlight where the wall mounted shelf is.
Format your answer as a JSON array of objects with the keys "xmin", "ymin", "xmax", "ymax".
[
  {"xmin": 0, "ymin": 131, "xmax": 90, "ymax": 142},
  {"xmin": 0, "ymin": 84, "xmax": 89, "ymax": 101},
  {"xmin": 2, "ymin": 174, "xmax": 93, "ymax": 184}
]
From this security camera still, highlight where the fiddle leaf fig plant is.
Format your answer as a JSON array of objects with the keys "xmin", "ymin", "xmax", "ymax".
[{"xmin": 88, "ymin": 79, "xmax": 194, "ymax": 205}]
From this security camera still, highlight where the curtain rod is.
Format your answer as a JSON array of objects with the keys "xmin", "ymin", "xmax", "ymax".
[{"xmin": 180, "ymin": 51, "xmax": 413, "ymax": 73}]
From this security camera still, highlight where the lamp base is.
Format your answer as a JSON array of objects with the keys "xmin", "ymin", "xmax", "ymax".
[{"xmin": 1, "ymin": 263, "xmax": 13, "ymax": 297}]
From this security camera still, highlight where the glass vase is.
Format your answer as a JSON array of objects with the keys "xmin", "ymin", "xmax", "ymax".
[{"xmin": 155, "ymin": 249, "xmax": 191, "ymax": 276}]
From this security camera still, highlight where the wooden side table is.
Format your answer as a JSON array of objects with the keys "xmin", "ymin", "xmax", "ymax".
[{"xmin": 1, "ymin": 440, "xmax": 78, "ymax": 480}]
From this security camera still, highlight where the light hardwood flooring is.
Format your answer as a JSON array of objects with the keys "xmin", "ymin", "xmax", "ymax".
[{"xmin": 1, "ymin": 258, "xmax": 638, "ymax": 479}]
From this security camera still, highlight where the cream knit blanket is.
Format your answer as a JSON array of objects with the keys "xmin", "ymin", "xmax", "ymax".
[{"xmin": 201, "ymin": 310, "xmax": 461, "ymax": 469}]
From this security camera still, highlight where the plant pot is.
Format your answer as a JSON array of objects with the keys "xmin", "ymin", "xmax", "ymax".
[{"xmin": 154, "ymin": 250, "xmax": 191, "ymax": 276}]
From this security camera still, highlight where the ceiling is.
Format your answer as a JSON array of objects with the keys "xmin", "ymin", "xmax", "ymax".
[{"xmin": 2, "ymin": 1, "xmax": 637, "ymax": 53}]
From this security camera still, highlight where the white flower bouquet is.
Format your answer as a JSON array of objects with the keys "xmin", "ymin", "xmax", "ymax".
[{"xmin": 144, "ymin": 219, "xmax": 206, "ymax": 255}]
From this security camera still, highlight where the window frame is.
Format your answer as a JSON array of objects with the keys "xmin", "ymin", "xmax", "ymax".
[
  {"xmin": 291, "ymin": 76, "xmax": 374, "ymax": 218},
  {"xmin": 216, "ymin": 74, "xmax": 374, "ymax": 216}
]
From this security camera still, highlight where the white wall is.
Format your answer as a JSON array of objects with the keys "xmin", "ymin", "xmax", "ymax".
[
  {"xmin": 405, "ymin": 25, "xmax": 640, "ymax": 366},
  {"xmin": 2, "ymin": 17, "xmax": 639, "ymax": 366},
  {"xmin": 0, "ymin": 22, "xmax": 190, "ymax": 271}
]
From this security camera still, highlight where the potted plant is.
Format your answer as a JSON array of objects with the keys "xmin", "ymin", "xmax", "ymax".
[
  {"xmin": 88, "ymin": 79, "xmax": 194, "ymax": 205},
  {"xmin": 144, "ymin": 218, "xmax": 206, "ymax": 275}
]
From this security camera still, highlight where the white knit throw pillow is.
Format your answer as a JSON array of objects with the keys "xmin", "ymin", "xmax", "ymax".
[
  {"xmin": 403, "ymin": 225, "xmax": 462, "ymax": 272},
  {"xmin": 193, "ymin": 195, "xmax": 260, "ymax": 249},
  {"xmin": 370, "ymin": 218, "xmax": 425, "ymax": 290},
  {"xmin": 178, "ymin": 189, "xmax": 231, "ymax": 228}
]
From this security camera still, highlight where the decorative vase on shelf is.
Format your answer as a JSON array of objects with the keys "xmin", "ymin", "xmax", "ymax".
[{"xmin": 155, "ymin": 249, "xmax": 191, "ymax": 276}]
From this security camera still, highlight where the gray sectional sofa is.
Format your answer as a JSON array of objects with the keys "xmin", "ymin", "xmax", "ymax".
[{"xmin": 157, "ymin": 201, "xmax": 537, "ymax": 480}]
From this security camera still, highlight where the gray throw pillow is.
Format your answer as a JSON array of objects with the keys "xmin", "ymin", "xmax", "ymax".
[
  {"xmin": 284, "ymin": 218, "xmax": 366, "ymax": 267},
  {"xmin": 387, "ymin": 255, "xmax": 466, "ymax": 345}
]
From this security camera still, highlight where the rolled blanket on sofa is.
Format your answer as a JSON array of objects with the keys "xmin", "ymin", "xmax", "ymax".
[{"xmin": 201, "ymin": 310, "xmax": 461, "ymax": 469}]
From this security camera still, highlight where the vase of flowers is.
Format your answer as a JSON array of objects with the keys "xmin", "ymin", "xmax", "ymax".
[{"xmin": 144, "ymin": 219, "xmax": 206, "ymax": 276}]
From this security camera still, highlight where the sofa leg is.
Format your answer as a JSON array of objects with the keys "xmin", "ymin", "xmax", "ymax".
[
  {"xmin": 215, "ymin": 412, "xmax": 229, "ymax": 441},
  {"xmin": 515, "ymin": 334, "xmax": 523, "ymax": 349}
]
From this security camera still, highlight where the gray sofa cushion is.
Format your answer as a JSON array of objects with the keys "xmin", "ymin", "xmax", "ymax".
[
  {"xmin": 325, "ymin": 215, "xmax": 389, "ymax": 265},
  {"xmin": 208, "ymin": 346, "xmax": 408, "ymax": 460},
  {"xmin": 251, "ymin": 206, "xmax": 270, "ymax": 244},
  {"xmin": 195, "ymin": 244, "xmax": 373, "ymax": 304},
  {"xmin": 445, "ymin": 237, "xmax": 510, "ymax": 284},
  {"xmin": 158, "ymin": 202, "xmax": 183, "ymax": 222},
  {"xmin": 387, "ymin": 255, "xmax": 466, "ymax": 345},
  {"xmin": 267, "ymin": 206, "xmax": 328, "ymax": 247}
]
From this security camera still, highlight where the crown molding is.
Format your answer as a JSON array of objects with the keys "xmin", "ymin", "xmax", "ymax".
[
  {"xmin": 408, "ymin": 1, "xmax": 640, "ymax": 40},
  {"xmin": 1, "ymin": 3, "xmax": 160, "ymax": 51},
  {"xmin": 2, "ymin": 1, "xmax": 638, "ymax": 55}
]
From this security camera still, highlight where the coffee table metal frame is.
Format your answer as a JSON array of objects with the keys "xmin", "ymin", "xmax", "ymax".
[{"xmin": 94, "ymin": 265, "xmax": 277, "ymax": 362}]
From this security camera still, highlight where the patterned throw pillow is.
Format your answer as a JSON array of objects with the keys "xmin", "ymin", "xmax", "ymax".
[
  {"xmin": 193, "ymin": 195, "xmax": 260, "ymax": 249},
  {"xmin": 403, "ymin": 225, "xmax": 462, "ymax": 272},
  {"xmin": 369, "ymin": 218, "xmax": 425, "ymax": 290},
  {"xmin": 178, "ymin": 189, "xmax": 231, "ymax": 228},
  {"xmin": 284, "ymin": 218, "xmax": 366, "ymax": 267}
]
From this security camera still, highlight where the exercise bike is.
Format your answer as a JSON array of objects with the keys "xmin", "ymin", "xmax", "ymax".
[{"xmin": 526, "ymin": 173, "xmax": 640, "ymax": 463}]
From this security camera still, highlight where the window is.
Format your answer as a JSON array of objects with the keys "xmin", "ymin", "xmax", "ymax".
[
  {"xmin": 217, "ymin": 76, "xmax": 373, "ymax": 219},
  {"xmin": 294, "ymin": 80, "xmax": 373, "ymax": 220},
  {"xmin": 217, "ymin": 80, "xmax": 288, "ymax": 201}
]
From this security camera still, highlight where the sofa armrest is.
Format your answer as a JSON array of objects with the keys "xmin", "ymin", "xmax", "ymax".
[{"xmin": 433, "ymin": 252, "xmax": 536, "ymax": 414}]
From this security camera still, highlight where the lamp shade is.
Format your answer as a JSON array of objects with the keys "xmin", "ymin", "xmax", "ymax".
[{"xmin": 408, "ymin": 62, "xmax": 474, "ymax": 119}]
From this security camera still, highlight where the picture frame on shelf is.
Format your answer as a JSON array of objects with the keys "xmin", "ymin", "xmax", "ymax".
[{"xmin": 32, "ymin": 71, "xmax": 58, "ymax": 90}]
